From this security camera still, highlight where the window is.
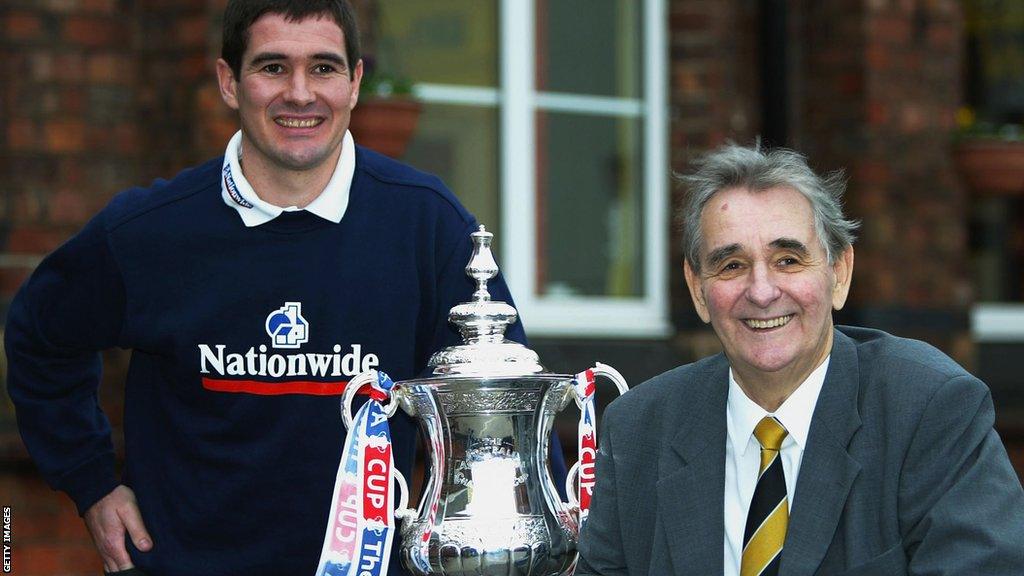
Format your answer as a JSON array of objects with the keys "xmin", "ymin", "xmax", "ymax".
[
  {"xmin": 961, "ymin": 0, "xmax": 1024, "ymax": 341},
  {"xmin": 378, "ymin": 0, "xmax": 668, "ymax": 337}
]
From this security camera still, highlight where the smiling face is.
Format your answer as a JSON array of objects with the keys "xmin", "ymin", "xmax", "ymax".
[
  {"xmin": 216, "ymin": 12, "xmax": 362, "ymax": 174},
  {"xmin": 684, "ymin": 186, "xmax": 854, "ymax": 392}
]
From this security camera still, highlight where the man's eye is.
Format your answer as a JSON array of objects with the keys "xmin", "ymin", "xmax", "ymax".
[
  {"xmin": 313, "ymin": 64, "xmax": 337, "ymax": 74},
  {"xmin": 721, "ymin": 262, "xmax": 742, "ymax": 272},
  {"xmin": 262, "ymin": 64, "xmax": 284, "ymax": 74},
  {"xmin": 777, "ymin": 257, "xmax": 799, "ymax": 267}
]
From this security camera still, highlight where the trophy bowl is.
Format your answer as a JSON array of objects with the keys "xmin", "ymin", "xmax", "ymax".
[{"xmin": 324, "ymin": 226, "xmax": 629, "ymax": 576}]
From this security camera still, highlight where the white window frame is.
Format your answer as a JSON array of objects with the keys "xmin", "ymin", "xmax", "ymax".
[
  {"xmin": 972, "ymin": 303, "xmax": 1024, "ymax": 342},
  {"xmin": 414, "ymin": 0, "xmax": 669, "ymax": 338}
]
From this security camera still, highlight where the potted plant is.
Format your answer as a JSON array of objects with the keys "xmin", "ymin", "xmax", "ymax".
[
  {"xmin": 350, "ymin": 57, "xmax": 422, "ymax": 159},
  {"xmin": 952, "ymin": 109, "xmax": 1024, "ymax": 197}
]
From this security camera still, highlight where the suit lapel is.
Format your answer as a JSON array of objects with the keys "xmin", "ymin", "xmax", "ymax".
[
  {"xmin": 656, "ymin": 356, "xmax": 730, "ymax": 576},
  {"xmin": 779, "ymin": 329, "xmax": 863, "ymax": 576}
]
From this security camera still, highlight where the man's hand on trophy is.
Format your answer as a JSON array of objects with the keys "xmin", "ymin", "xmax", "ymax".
[{"xmin": 84, "ymin": 485, "xmax": 153, "ymax": 574}]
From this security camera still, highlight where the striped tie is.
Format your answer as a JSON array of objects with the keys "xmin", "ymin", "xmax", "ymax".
[{"xmin": 740, "ymin": 416, "xmax": 789, "ymax": 576}]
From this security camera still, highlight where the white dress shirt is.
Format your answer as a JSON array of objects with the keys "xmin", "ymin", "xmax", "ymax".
[
  {"xmin": 723, "ymin": 357, "xmax": 830, "ymax": 576},
  {"xmin": 220, "ymin": 129, "xmax": 356, "ymax": 227}
]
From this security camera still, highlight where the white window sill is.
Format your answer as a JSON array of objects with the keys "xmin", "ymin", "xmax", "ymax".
[{"xmin": 972, "ymin": 303, "xmax": 1024, "ymax": 342}]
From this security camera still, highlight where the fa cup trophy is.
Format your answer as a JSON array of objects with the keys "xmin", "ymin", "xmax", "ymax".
[{"xmin": 317, "ymin": 226, "xmax": 629, "ymax": 576}]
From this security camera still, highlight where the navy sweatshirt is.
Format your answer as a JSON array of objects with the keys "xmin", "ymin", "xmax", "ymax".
[{"xmin": 6, "ymin": 147, "xmax": 562, "ymax": 575}]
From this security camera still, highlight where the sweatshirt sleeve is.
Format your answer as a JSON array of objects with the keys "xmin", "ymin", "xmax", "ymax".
[{"xmin": 4, "ymin": 211, "xmax": 128, "ymax": 515}]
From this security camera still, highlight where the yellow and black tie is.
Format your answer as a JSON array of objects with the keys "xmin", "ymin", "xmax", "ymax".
[{"xmin": 740, "ymin": 416, "xmax": 789, "ymax": 576}]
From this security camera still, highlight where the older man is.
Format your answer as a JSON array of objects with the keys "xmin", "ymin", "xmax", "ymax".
[{"xmin": 576, "ymin": 144, "xmax": 1024, "ymax": 576}]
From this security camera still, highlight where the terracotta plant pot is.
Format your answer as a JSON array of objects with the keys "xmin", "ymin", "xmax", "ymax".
[
  {"xmin": 348, "ymin": 98, "xmax": 423, "ymax": 159},
  {"xmin": 953, "ymin": 139, "xmax": 1024, "ymax": 197}
]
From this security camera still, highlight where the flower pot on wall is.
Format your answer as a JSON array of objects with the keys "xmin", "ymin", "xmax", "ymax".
[
  {"xmin": 953, "ymin": 140, "xmax": 1024, "ymax": 197},
  {"xmin": 349, "ymin": 98, "xmax": 423, "ymax": 159}
]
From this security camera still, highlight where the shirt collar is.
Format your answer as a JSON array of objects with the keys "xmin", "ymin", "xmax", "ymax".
[
  {"xmin": 726, "ymin": 356, "xmax": 831, "ymax": 457},
  {"xmin": 220, "ymin": 129, "xmax": 355, "ymax": 227}
]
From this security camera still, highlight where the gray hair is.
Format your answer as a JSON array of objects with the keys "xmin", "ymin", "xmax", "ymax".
[{"xmin": 679, "ymin": 143, "xmax": 859, "ymax": 272}]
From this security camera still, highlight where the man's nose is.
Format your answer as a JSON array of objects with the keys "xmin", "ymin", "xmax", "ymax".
[
  {"xmin": 745, "ymin": 263, "xmax": 782, "ymax": 307},
  {"xmin": 284, "ymin": 72, "xmax": 315, "ymax": 106}
]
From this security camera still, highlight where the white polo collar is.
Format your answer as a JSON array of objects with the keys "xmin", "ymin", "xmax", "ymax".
[
  {"xmin": 726, "ymin": 355, "xmax": 830, "ymax": 457},
  {"xmin": 220, "ymin": 129, "xmax": 355, "ymax": 227}
]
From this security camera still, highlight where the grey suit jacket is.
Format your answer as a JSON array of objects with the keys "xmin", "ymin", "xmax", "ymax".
[{"xmin": 576, "ymin": 326, "xmax": 1024, "ymax": 576}]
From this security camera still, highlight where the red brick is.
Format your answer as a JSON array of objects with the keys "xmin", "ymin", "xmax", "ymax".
[
  {"xmin": 87, "ymin": 53, "xmax": 134, "ymax": 84},
  {"xmin": 4, "ymin": 11, "xmax": 44, "ymax": 41},
  {"xmin": 855, "ymin": 161, "xmax": 890, "ymax": 185},
  {"xmin": 57, "ymin": 158, "xmax": 87, "ymax": 188},
  {"xmin": 865, "ymin": 44, "xmax": 889, "ymax": 69},
  {"xmin": 673, "ymin": 66, "xmax": 705, "ymax": 96},
  {"xmin": 866, "ymin": 102, "xmax": 889, "ymax": 126},
  {"xmin": 49, "ymin": 189, "xmax": 91, "ymax": 225},
  {"xmin": 837, "ymin": 72, "xmax": 863, "ymax": 95},
  {"xmin": 178, "ymin": 53, "xmax": 210, "ymax": 82},
  {"xmin": 0, "ymin": 268, "xmax": 33, "ymax": 300},
  {"xmin": 62, "ymin": 16, "xmax": 126, "ymax": 48},
  {"xmin": 927, "ymin": 22, "xmax": 956, "ymax": 47},
  {"xmin": 29, "ymin": 52, "xmax": 54, "ymax": 82},
  {"xmin": 871, "ymin": 14, "xmax": 910, "ymax": 44},
  {"xmin": 113, "ymin": 124, "xmax": 140, "ymax": 156},
  {"xmin": 45, "ymin": 120, "xmax": 87, "ymax": 153},
  {"xmin": 7, "ymin": 118, "xmax": 39, "ymax": 151},
  {"xmin": 52, "ymin": 53, "xmax": 86, "ymax": 83},
  {"xmin": 39, "ymin": 89, "xmax": 61, "ymax": 116},
  {"xmin": 41, "ymin": 0, "xmax": 83, "ymax": 13},
  {"xmin": 899, "ymin": 103, "xmax": 926, "ymax": 132},
  {"xmin": 670, "ymin": 10, "xmax": 711, "ymax": 31},
  {"xmin": 81, "ymin": 0, "xmax": 117, "ymax": 12},
  {"xmin": 6, "ymin": 227, "xmax": 68, "ymax": 254},
  {"xmin": 177, "ymin": 14, "xmax": 208, "ymax": 47},
  {"xmin": 59, "ymin": 87, "xmax": 88, "ymax": 114}
]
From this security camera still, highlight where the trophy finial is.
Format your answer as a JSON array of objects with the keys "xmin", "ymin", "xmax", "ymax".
[
  {"xmin": 466, "ymin": 225, "xmax": 497, "ymax": 302},
  {"xmin": 428, "ymin": 225, "xmax": 543, "ymax": 374}
]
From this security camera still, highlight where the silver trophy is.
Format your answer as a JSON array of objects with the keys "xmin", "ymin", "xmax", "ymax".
[{"xmin": 342, "ymin": 226, "xmax": 628, "ymax": 576}]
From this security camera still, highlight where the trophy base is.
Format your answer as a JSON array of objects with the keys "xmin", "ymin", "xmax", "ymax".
[{"xmin": 400, "ymin": 515, "xmax": 576, "ymax": 576}]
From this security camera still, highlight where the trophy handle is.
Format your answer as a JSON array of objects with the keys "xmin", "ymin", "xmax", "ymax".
[
  {"xmin": 339, "ymin": 370, "xmax": 414, "ymax": 519},
  {"xmin": 591, "ymin": 362, "xmax": 629, "ymax": 396},
  {"xmin": 565, "ymin": 362, "xmax": 629, "ymax": 511},
  {"xmin": 341, "ymin": 370, "xmax": 399, "ymax": 429}
]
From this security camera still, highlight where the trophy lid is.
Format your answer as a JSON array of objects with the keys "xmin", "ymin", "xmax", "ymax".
[{"xmin": 427, "ymin": 226, "xmax": 545, "ymax": 376}]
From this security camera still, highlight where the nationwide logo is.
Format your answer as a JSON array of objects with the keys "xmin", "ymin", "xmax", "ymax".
[
  {"xmin": 222, "ymin": 163, "xmax": 254, "ymax": 209},
  {"xmin": 266, "ymin": 302, "xmax": 308, "ymax": 348},
  {"xmin": 198, "ymin": 302, "xmax": 379, "ymax": 396}
]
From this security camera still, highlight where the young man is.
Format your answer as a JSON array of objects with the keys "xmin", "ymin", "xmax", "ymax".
[
  {"xmin": 4, "ymin": 2, "xmax": 555, "ymax": 574},
  {"xmin": 575, "ymin": 144, "xmax": 1024, "ymax": 576}
]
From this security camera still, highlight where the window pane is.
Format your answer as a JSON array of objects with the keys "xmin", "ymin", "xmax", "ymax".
[
  {"xmin": 401, "ymin": 104, "xmax": 501, "ymax": 242},
  {"xmin": 536, "ymin": 111, "xmax": 644, "ymax": 297},
  {"xmin": 535, "ymin": 0, "xmax": 642, "ymax": 98},
  {"xmin": 375, "ymin": 0, "xmax": 498, "ymax": 87}
]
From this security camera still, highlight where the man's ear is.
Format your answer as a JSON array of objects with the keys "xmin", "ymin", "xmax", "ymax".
[
  {"xmin": 216, "ymin": 58, "xmax": 240, "ymax": 111},
  {"xmin": 348, "ymin": 59, "xmax": 363, "ymax": 111},
  {"xmin": 831, "ymin": 245, "xmax": 855, "ymax": 310},
  {"xmin": 683, "ymin": 259, "xmax": 711, "ymax": 323}
]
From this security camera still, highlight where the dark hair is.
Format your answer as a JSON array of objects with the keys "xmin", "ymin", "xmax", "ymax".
[
  {"xmin": 221, "ymin": 0, "xmax": 361, "ymax": 78},
  {"xmin": 679, "ymin": 142, "xmax": 860, "ymax": 272}
]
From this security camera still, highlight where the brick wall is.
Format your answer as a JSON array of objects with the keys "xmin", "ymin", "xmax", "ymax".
[
  {"xmin": 1, "ymin": 1, "xmax": 224, "ymax": 574},
  {"xmin": 799, "ymin": 0, "xmax": 971, "ymax": 356}
]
